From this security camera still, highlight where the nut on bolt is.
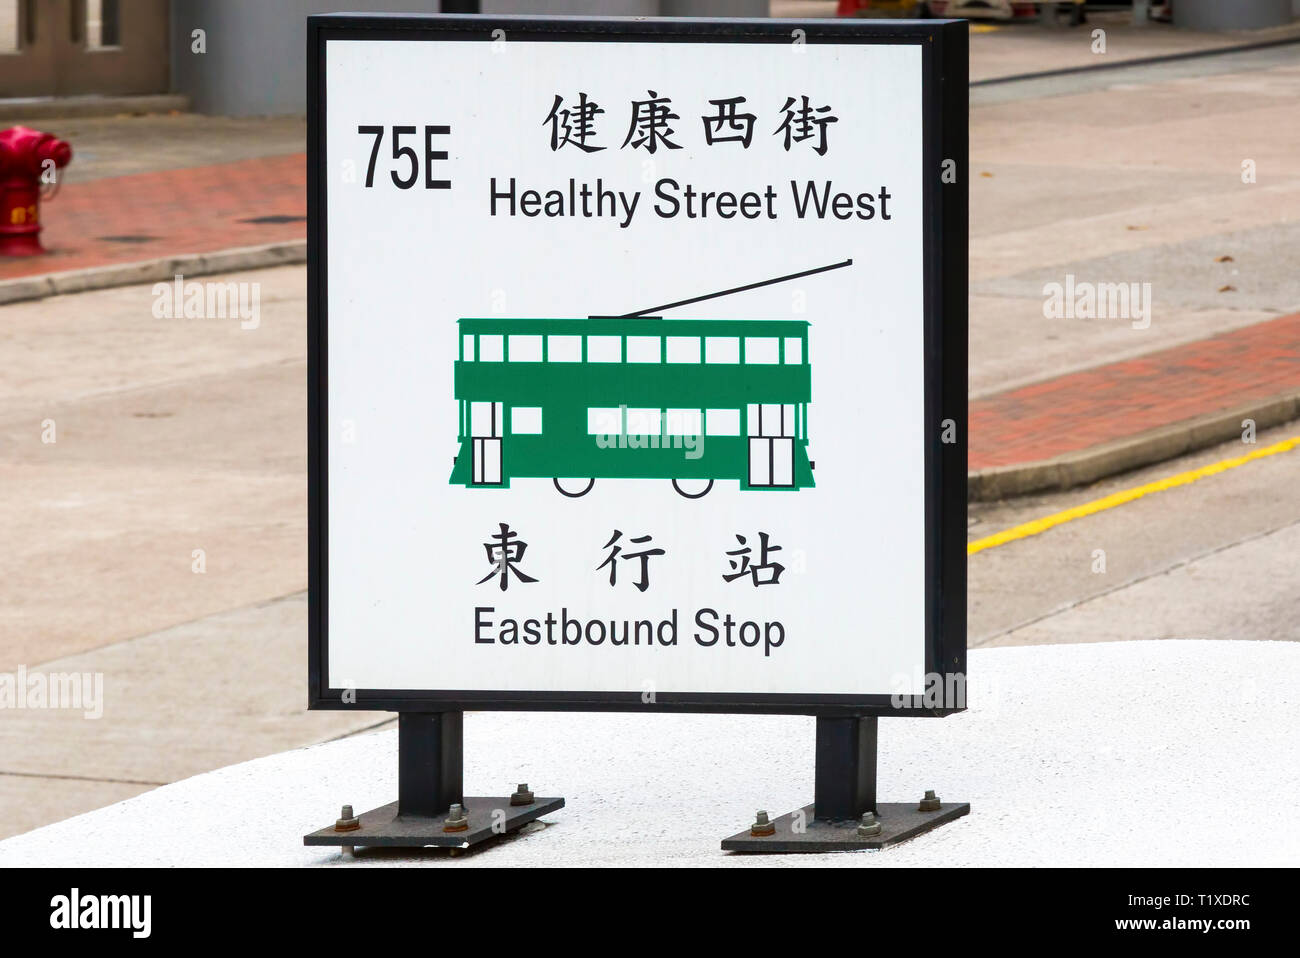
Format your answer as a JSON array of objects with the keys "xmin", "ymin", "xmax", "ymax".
[
  {"xmin": 443, "ymin": 803, "xmax": 470, "ymax": 833},
  {"xmin": 919, "ymin": 789, "xmax": 941, "ymax": 812},
  {"xmin": 334, "ymin": 804, "xmax": 360, "ymax": 832},
  {"xmin": 857, "ymin": 811, "xmax": 882, "ymax": 838},
  {"xmin": 510, "ymin": 783, "xmax": 535, "ymax": 806},
  {"xmin": 750, "ymin": 810, "xmax": 775, "ymax": 837}
]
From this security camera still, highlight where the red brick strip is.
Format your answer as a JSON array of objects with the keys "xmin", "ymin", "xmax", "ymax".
[
  {"xmin": 971, "ymin": 313, "xmax": 1300, "ymax": 470},
  {"xmin": 0, "ymin": 153, "xmax": 305, "ymax": 281}
]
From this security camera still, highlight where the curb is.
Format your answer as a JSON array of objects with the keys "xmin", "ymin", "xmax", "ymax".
[
  {"xmin": 0, "ymin": 240, "xmax": 307, "ymax": 306},
  {"xmin": 971, "ymin": 31, "xmax": 1300, "ymax": 87},
  {"xmin": 969, "ymin": 391, "xmax": 1300, "ymax": 502},
  {"xmin": 0, "ymin": 94, "xmax": 191, "ymax": 122}
]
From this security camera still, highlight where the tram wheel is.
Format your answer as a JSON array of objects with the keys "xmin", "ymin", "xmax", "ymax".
[
  {"xmin": 554, "ymin": 477, "xmax": 595, "ymax": 498},
  {"xmin": 672, "ymin": 479, "xmax": 713, "ymax": 500}
]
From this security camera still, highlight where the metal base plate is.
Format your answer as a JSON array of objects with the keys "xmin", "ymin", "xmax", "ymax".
[
  {"xmin": 304, "ymin": 796, "xmax": 564, "ymax": 850},
  {"xmin": 721, "ymin": 801, "xmax": 970, "ymax": 853}
]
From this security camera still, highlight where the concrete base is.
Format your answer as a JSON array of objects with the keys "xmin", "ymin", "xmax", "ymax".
[{"xmin": 1, "ymin": 641, "xmax": 1297, "ymax": 867}]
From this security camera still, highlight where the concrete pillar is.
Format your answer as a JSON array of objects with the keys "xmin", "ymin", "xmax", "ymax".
[
  {"xmin": 170, "ymin": 0, "xmax": 442, "ymax": 116},
  {"xmin": 171, "ymin": 0, "xmax": 774, "ymax": 116}
]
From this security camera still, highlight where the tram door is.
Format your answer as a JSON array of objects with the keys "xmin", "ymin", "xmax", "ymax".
[
  {"xmin": 748, "ymin": 404, "xmax": 795, "ymax": 488},
  {"xmin": 470, "ymin": 401, "xmax": 503, "ymax": 485}
]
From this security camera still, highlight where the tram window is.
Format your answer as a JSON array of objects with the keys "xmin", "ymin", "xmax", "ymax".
[
  {"xmin": 462, "ymin": 335, "xmax": 475, "ymax": 361},
  {"xmin": 784, "ymin": 338, "xmax": 803, "ymax": 364},
  {"xmin": 705, "ymin": 408, "xmax": 740, "ymax": 436},
  {"xmin": 587, "ymin": 407, "xmax": 622, "ymax": 435},
  {"xmin": 666, "ymin": 336, "xmax": 701, "ymax": 363},
  {"xmin": 588, "ymin": 335, "xmax": 622, "ymax": 363},
  {"xmin": 744, "ymin": 337, "xmax": 779, "ymax": 364},
  {"xmin": 508, "ymin": 335, "xmax": 543, "ymax": 362},
  {"xmin": 666, "ymin": 409, "xmax": 702, "ymax": 436},
  {"xmin": 479, "ymin": 334, "xmax": 504, "ymax": 362},
  {"xmin": 748, "ymin": 404, "xmax": 791, "ymax": 437},
  {"xmin": 705, "ymin": 337, "xmax": 740, "ymax": 364},
  {"xmin": 762, "ymin": 404, "xmax": 782, "ymax": 436},
  {"xmin": 470, "ymin": 401, "xmax": 501, "ymax": 438},
  {"xmin": 626, "ymin": 408, "xmax": 661, "ymax": 435},
  {"xmin": 548, "ymin": 335, "xmax": 582, "ymax": 362},
  {"xmin": 511, "ymin": 407, "xmax": 542, "ymax": 434},
  {"xmin": 626, "ymin": 336, "xmax": 662, "ymax": 363}
]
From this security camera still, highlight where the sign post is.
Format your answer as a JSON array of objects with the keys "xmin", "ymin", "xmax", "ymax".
[{"xmin": 305, "ymin": 12, "xmax": 968, "ymax": 854}]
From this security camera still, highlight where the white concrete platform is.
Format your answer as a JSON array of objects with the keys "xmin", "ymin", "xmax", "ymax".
[{"xmin": 1, "ymin": 640, "xmax": 1295, "ymax": 867}]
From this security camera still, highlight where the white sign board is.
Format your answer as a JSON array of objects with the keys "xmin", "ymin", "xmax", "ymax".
[{"xmin": 309, "ymin": 15, "xmax": 968, "ymax": 713}]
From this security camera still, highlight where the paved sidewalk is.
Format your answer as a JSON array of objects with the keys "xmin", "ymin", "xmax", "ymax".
[
  {"xmin": 0, "ymin": 153, "xmax": 305, "ymax": 282},
  {"xmin": 970, "ymin": 311, "xmax": 1300, "ymax": 470},
  {"xmin": 966, "ymin": 15, "xmax": 1300, "ymax": 84},
  {"xmin": 767, "ymin": 3, "xmax": 1300, "ymax": 84}
]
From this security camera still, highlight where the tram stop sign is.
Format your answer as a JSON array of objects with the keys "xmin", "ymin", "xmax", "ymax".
[{"xmin": 308, "ymin": 14, "xmax": 967, "ymax": 722}]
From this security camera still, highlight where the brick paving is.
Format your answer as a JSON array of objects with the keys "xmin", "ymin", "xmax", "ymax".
[
  {"xmin": 0, "ymin": 153, "xmax": 305, "ymax": 281},
  {"xmin": 970, "ymin": 312, "xmax": 1300, "ymax": 470}
]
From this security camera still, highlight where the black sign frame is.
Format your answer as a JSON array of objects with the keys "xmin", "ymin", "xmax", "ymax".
[{"xmin": 307, "ymin": 13, "xmax": 968, "ymax": 716}]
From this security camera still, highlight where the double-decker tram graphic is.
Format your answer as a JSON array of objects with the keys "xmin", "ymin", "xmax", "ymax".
[{"xmin": 449, "ymin": 259, "xmax": 850, "ymax": 498}]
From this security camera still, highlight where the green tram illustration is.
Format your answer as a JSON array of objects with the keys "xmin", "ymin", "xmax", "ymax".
[{"xmin": 450, "ymin": 259, "xmax": 849, "ymax": 498}]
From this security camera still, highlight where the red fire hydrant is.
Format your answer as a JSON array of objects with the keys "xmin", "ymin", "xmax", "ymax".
[{"xmin": 0, "ymin": 126, "xmax": 73, "ymax": 257}]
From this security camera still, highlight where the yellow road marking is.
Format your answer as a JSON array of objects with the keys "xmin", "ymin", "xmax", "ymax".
[{"xmin": 968, "ymin": 435, "xmax": 1300, "ymax": 556}]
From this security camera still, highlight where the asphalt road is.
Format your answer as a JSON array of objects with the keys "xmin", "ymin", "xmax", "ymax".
[{"xmin": 969, "ymin": 418, "xmax": 1300, "ymax": 646}]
